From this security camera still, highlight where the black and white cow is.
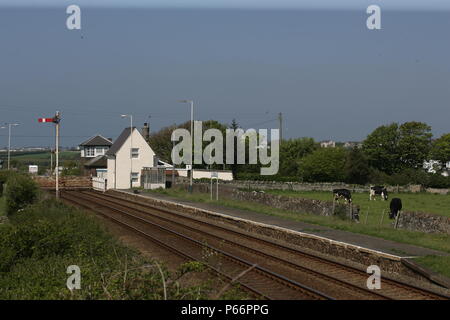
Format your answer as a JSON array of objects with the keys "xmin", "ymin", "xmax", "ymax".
[
  {"xmin": 369, "ymin": 186, "xmax": 388, "ymax": 201},
  {"xmin": 333, "ymin": 188, "xmax": 352, "ymax": 204},
  {"xmin": 389, "ymin": 198, "xmax": 402, "ymax": 219}
]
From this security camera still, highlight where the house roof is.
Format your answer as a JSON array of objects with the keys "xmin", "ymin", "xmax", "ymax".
[
  {"xmin": 79, "ymin": 135, "xmax": 113, "ymax": 147},
  {"xmin": 84, "ymin": 155, "xmax": 107, "ymax": 168},
  {"xmin": 106, "ymin": 127, "xmax": 136, "ymax": 156}
]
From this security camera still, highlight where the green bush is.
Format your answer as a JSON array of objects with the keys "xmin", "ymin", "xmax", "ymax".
[
  {"xmin": 4, "ymin": 173, "xmax": 38, "ymax": 215},
  {"xmin": 0, "ymin": 170, "xmax": 13, "ymax": 196},
  {"xmin": 0, "ymin": 199, "xmax": 223, "ymax": 299},
  {"xmin": 298, "ymin": 148, "xmax": 347, "ymax": 182},
  {"xmin": 426, "ymin": 174, "xmax": 450, "ymax": 188}
]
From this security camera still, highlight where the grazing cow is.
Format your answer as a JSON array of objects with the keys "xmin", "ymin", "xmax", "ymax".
[
  {"xmin": 333, "ymin": 188, "xmax": 352, "ymax": 204},
  {"xmin": 389, "ymin": 198, "xmax": 402, "ymax": 219},
  {"xmin": 369, "ymin": 186, "xmax": 388, "ymax": 201}
]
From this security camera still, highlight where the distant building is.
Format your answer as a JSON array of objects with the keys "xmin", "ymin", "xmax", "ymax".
[
  {"xmin": 29, "ymin": 165, "xmax": 38, "ymax": 174},
  {"xmin": 343, "ymin": 141, "xmax": 362, "ymax": 149},
  {"xmin": 79, "ymin": 135, "xmax": 113, "ymax": 158},
  {"xmin": 423, "ymin": 160, "xmax": 450, "ymax": 176},
  {"xmin": 320, "ymin": 140, "xmax": 336, "ymax": 148}
]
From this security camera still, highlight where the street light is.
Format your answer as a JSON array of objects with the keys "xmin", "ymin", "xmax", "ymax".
[
  {"xmin": 121, "ymin": 114, "xmax": 133, "ymax": 189},
  {"xmin": 0, "ymin": 126, "xmax": 5, "ymax": 169},
  {"xmin": 178, "ymin": 99, "xmax": 194, "ymax": 193},
  {"xmin": 4, "ymin": 123, "xmax": 19, "ymax": 170}
]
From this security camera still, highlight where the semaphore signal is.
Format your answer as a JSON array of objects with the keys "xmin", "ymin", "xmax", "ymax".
[{"xmin": 38, "ymin": 111, "xmax": 61, "ymax": 198}]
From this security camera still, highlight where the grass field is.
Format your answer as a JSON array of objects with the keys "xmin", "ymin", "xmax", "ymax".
[
  {"xmin": 264, "ymin": 190, "xmax": 450, "ymax": 218},
  {"xmin": 148, "ymin": 187, "xmax": 450, "ymax": 278},
  {"xmin": 0, "ymin": 151, "xmax": 80, "ymax": 171},
  {"xmin": 1, "ymin": 151, "xmax": 80, "ymax": 161}
]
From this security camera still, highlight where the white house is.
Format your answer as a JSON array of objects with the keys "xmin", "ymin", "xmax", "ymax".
[
  {"xmin": 423, "ymin": 160, "xmax": 450, "ymax": 177},
  {"xmin": 106, "ymin": 127, "xmax": 156, "ymax": 189},
  {"xmin": 320, "ymin": 140, "xmax": 336, "ymax": 148},
  {"xmin": 79, "ymin": 135, "xmax": 113, "ymax": 158}
]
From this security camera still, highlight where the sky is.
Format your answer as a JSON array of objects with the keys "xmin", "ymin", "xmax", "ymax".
[
  {"xmin": 3, "ymin": 0, "xmax": 450, "ymax": 10},
  {"xmin": 0, "ymin": 2, "xmax": 449, "ymax": 147}
]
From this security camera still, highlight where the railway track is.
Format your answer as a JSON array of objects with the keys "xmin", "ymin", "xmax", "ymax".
[
  {"xmin": 60, "ymin": 190, "xmax": 332, "ymax": 300},
  {"xmin": 60, "ymin": 190, "xmax": 450, "ymax": 300}
]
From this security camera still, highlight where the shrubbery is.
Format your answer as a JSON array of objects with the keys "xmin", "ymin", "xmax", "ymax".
[
  {"xmin": 0, "ymin": 199, "xmax": 234, "ymax": 299},
  {"xmin": 3, "ymin": 172, "xmax": 39, "ymax": 215}
]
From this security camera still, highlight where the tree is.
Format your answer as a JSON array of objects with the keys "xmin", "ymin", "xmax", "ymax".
[
  {"xmin": 344, "ymin": 147, "xmax": 370, "ymax": 184},
  {"xmin": 397, "ymin": 121, "xmax": 432, "ymax": 169},
  {"xmin": 362, "ymin": 121, "xmax": 432, "ymax": 174},
  {"xmin": 278, "ymin": 138, "xmax": 317, "ymax": 178},
  {"xmin": 362, "ymin": 123, "xmax": 400, "ymax": 174},
  {"xmin": 148, "ymin": 120, "xmax": 228, "ymax": 168},
  {"xmin": 431, "ymin": 133, "xmax": 450, "ymax": 165},
  {"xmin": 148, "ymin": 121, "xmax": 190, "ymax": 163},
  {"xmin": 298, "ymin": 147, "xmax": 347, "ymax": 182}
]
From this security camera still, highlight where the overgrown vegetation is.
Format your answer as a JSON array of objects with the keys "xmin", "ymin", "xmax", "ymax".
[
  {"xmin": 3, "ymin": 172, "xmax": 39, "ymax": 215},
  {"xmin": 0, "ymin": 173, "xmax": 248, "ymax": 300},
  {"xmin": 0, "ymin": 199, "xmax": 225, "ymax": 299},
  {"xmin": 415, "ymin": 255, "xmax": 450, "ymax": 279}
]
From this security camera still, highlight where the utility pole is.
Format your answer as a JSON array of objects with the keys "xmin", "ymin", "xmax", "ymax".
[
  {"xmin": 50, "ymin": 149, "xmax": 53, "ymax": 175},
  {"xmin": 55, "ymin": 111, "xmax": 61, "ymax": 198},
  {"xmin": 179, "ymin": 100, "xmax": 194, "ymax": 193},
  {"xmin": 5, "ymin": 123, "xmax": 19, "ymax": 170},
  {"xmin": 278, "ymin": 112, "xmax": 283, "ymax": 145},
  {"xmin": 172, "ymin": 139, "xmax": 175, "ymax": 187}
]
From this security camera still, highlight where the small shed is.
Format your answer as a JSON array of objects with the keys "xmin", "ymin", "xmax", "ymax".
[{"xmin": 141, "ymin": 167, "xmax": 166, "ymax": 189}]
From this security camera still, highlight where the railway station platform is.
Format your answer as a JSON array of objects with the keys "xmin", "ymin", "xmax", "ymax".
[{"xmin": 121, "ymin": 190, "xmax": 447, "ymax": 259}]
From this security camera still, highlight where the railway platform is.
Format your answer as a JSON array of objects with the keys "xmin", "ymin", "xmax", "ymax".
[{"xmin": 122, "ymin": 190, "xmax": 447, "ymax": 259}]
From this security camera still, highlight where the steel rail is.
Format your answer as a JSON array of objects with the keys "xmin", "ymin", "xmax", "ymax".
[
  {"xmin": 86, "ymin": 190, "xmax": 450, "ymax": 300},
  {"xmin": 61, "ymin": 191, "xmax": 332, "ymax": 300}
]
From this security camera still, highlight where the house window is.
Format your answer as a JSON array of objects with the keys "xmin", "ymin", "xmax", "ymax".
[
  {"xmin": 131, "ymin": 172, "xmax": 139, "ymax": 182},
  {"xmin": 131, "ymin": 148, "xmax": 139, "ymax": 158},
  {"xmin": 95, "ymin": 147, "xmax": 104, "ymax": 155},
  {"xmin": 85, "ymin": 147, "xmax": 95, "ymax": 157}
]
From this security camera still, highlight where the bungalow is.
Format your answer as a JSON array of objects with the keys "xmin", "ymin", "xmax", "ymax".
[{"xmin": 106, "ymin": 127, "xmax": 156, "ymax": 189}]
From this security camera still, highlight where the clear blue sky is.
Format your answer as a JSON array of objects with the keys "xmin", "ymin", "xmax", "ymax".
[
  {"xmin": 0, "ymin": 4, "xmax": 449, "ymax": 147},
  {"xmin": 3, "ymin": 1, "xmax": 450, "ymax": 10}
]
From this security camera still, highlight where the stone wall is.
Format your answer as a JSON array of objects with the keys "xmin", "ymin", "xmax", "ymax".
[
  {"xmin": 397, "ymin": 211, "xmax": 450, "ymax": 234},
  {"xmin": 231, "ymin": 190, "xmax": 360, "ymax": 221},
  {"xmin": 178, "ymin": 178, "xmax": 449, "ymax": 194},
  {"xmin": 33, "ymin": 176, "xmax": 91, "ymax": 189},
  {"xmin": 174, "ymin": 183, "xmax": 359, "ymax": 221}
]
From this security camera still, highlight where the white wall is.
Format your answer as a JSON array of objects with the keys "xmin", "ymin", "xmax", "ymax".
[
  {"xmin": 107, "ymin": 129, "xmax": 155, "ymax": 189},
  {"xmin": 177, "ymin": 169, "xmax": 233, "ymax": 181}
]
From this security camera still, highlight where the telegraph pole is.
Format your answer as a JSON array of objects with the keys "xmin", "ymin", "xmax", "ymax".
[
  {"xmin": 278, "ymin": 112, "xmax": 283, "ymax": 145},
  {"xmin": 5, "ymin": 123, "xmax": 19, "ymax": 170}
]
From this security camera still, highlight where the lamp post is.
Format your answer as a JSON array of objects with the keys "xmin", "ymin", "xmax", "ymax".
[
  {"xmin": 178, "ymin": 100, "xmax": 193, "ymax": 193},
  {"xmin": 121, "ymin": 114, "xmax": 133, "ymax": 189},
  {"xmin": 0, "ymin": 126, "xmax": 5, "ymax": 169},
  {"xmin": 4, "ymin": 123, "xmax": 19, "ymax": 170}
]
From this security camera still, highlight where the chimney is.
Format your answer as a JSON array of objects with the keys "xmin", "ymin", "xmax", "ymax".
[{"xmin": 142, "ymin": 123, "xmax": 150, "ymax": 142}]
